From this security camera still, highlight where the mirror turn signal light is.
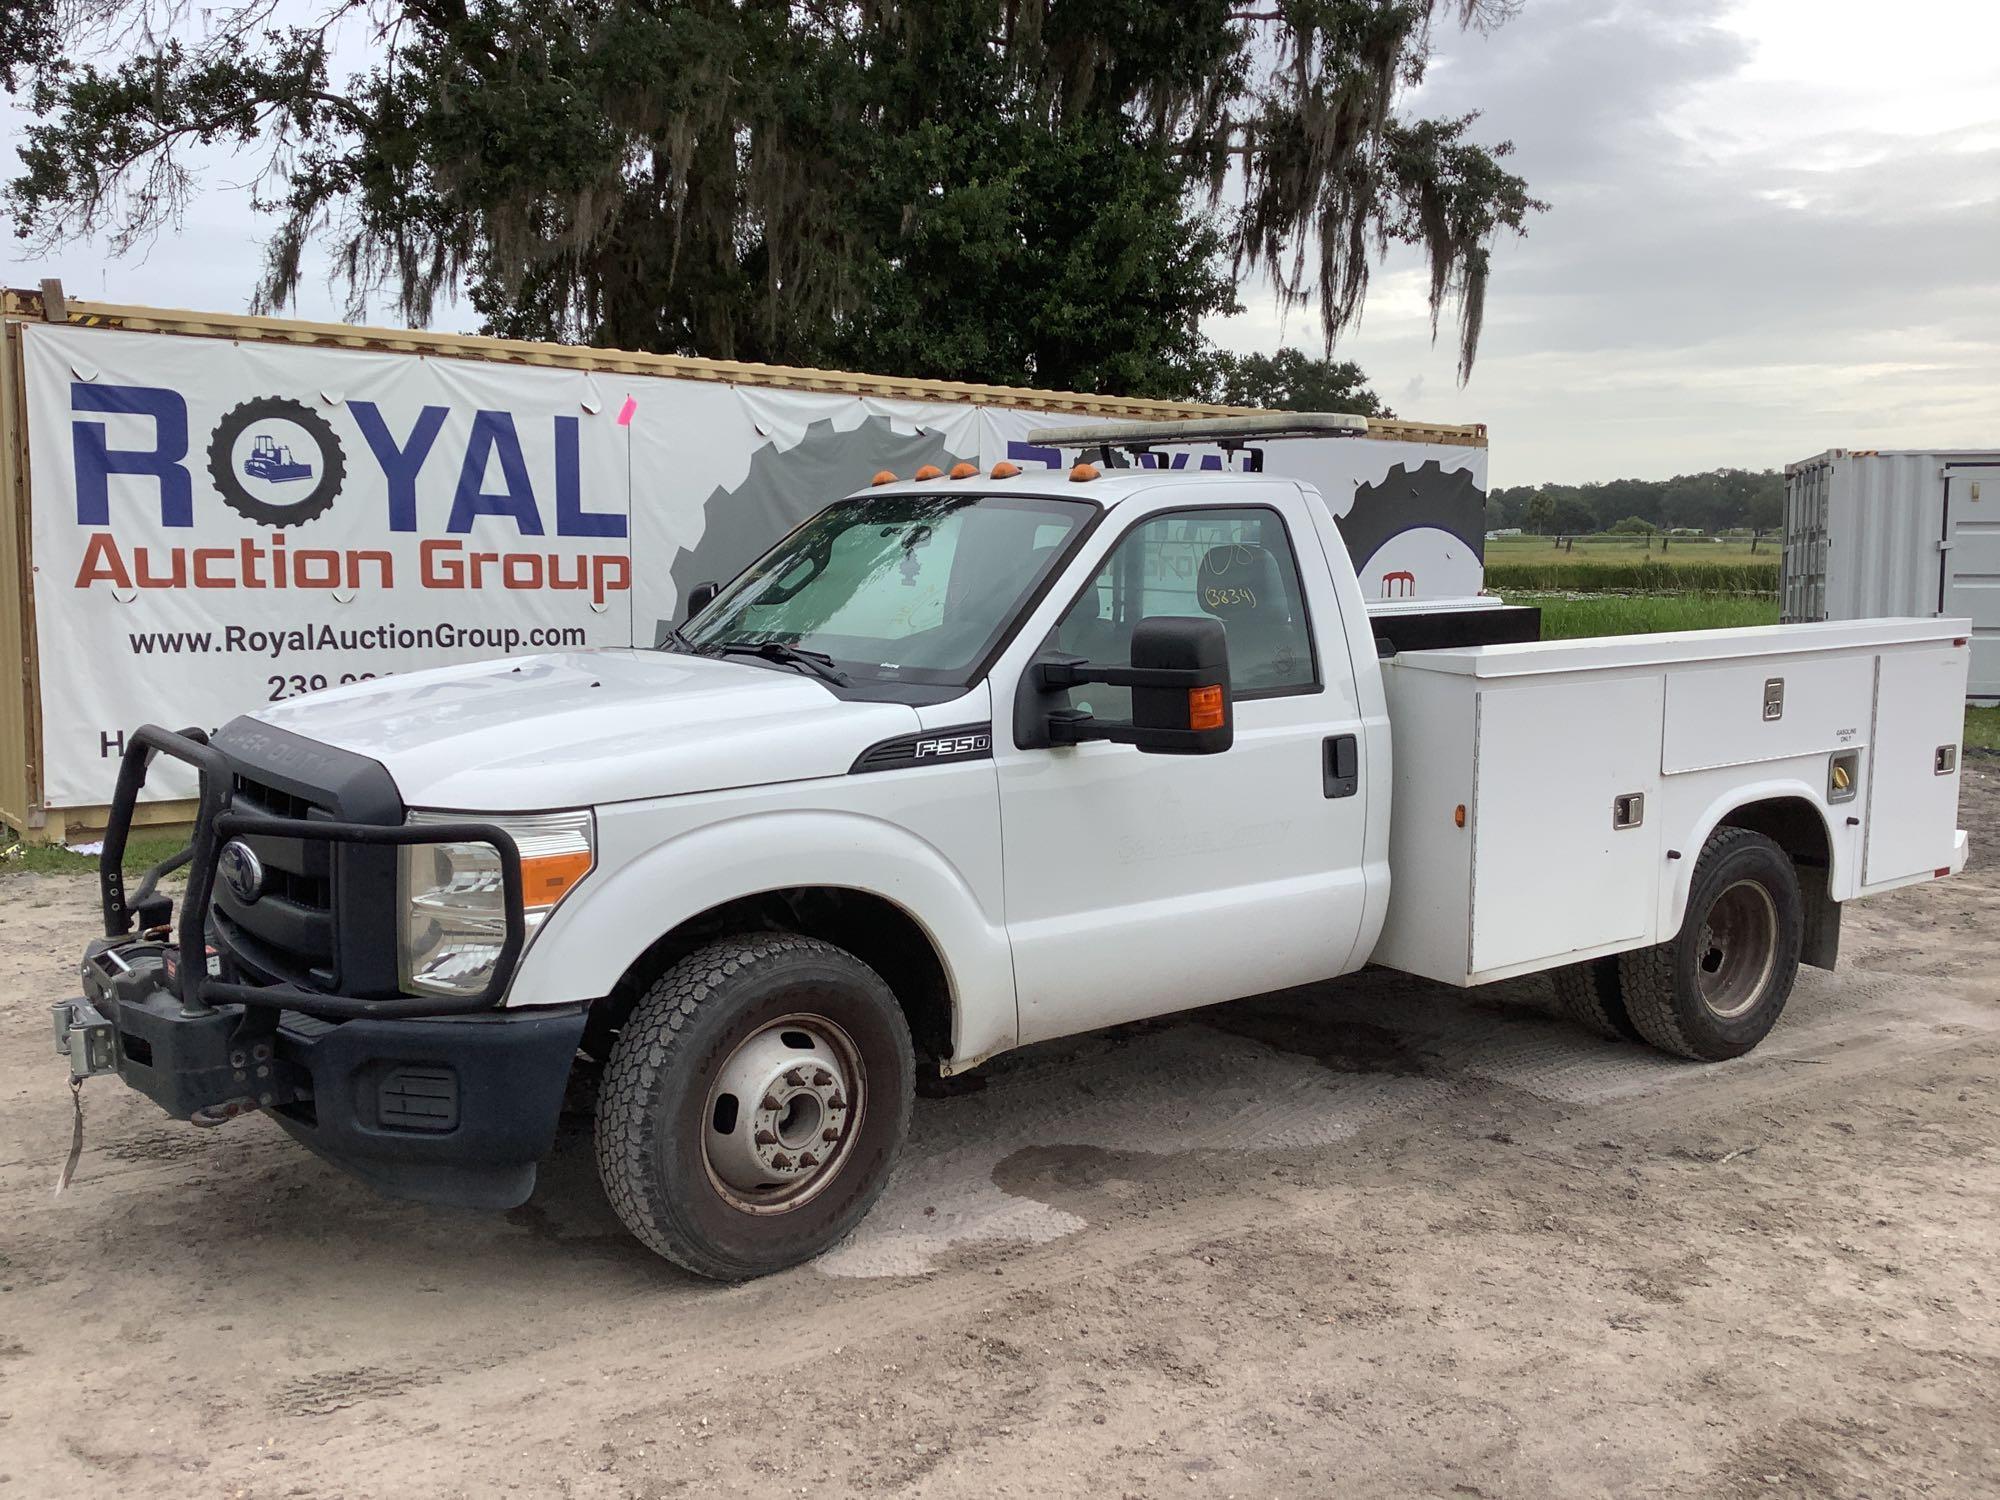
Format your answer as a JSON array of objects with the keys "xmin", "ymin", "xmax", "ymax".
[
  {"xmin": 913, "ymin": 464, "xmax": 944, "ymax": 481},
  {"xmin": 871, "ymin": 470, "xmax": 897, "ymax": 486},
  {"xmin": 1070, "ymin": 462, "xmax": 1100, "ymax": 482},
  {"xmin": 948, "ymin": 462, "xmax": 979, "ymax": 480},
  {"xmin": 990, "ymin": 461, "xmax": 1022, "ymax": 479},
  {"xmin": 1187, "ymin": 684, "xmax": 1226, "ymax": 731}
]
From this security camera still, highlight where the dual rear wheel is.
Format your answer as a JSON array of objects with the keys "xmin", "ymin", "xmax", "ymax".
[{"xmin": 1552, "ymin": 828, "xmax": 1804, "ymax": 1062}]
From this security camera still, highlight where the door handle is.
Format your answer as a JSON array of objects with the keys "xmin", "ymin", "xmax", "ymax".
[{"xmin": 1323, "ymin": 734, "xmax": 1358, "ymax": 799}]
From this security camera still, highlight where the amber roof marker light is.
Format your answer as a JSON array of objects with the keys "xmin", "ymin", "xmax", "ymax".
[
  {"xmin": 948, "ymin": 462, "xmax": 979, "ymax": 480},
  {"xmin": 912, "ymin": 464, "xmax": 944, "ymax": 481},
  {"xmin": 870, "ymin": 470, "xmax": 897, "ymax": 486},
  {"xmin": 989, "ymin": 461, "xmax": 1022, "ymax": 479},
  {"xmin": 1070, "ymin": 462, "xmax": 1100, "ymax": 482}
]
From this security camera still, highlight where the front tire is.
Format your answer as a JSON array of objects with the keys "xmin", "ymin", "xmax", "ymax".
[
  {"xmin": 595, "ymin": 934, "xmax": 914, "ymax": 1279},
  {"xmin": 1619, "ymin": 829, "xmax": 1803, "ymax": 1061}
]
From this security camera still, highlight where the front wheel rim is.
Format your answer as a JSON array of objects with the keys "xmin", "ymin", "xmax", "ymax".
[
  {"xmin": 702, "ymin": 1013, "xmax": 867, "ymax": 1216},
  {"xmin": 1695, "ymin": 879, "xmax": 1779, "ymax": 1020}
]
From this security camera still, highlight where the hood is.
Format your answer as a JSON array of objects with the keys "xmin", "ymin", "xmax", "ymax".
[{"xmin": 251, "ymin": 649, "xmax": 920, "ymax": 810}]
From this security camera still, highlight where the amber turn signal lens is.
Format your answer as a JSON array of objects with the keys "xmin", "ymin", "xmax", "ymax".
[
  {"xmin": 870, "ymin": 470, "xmax": 897, "ymax": 486},
  {"xmin": 912, "ymin": 464, "xmax": 944, "ymax": 481},
  {"xmin": 1187, "ymin": 684, "xmax": 1225, "ymax": 731},
  {"xmin": 949, "ymin": 462, "xmax": 978, "ymax": 480},
  {"xmin": 990, "ymin": 461, "xmax": 1022, "ymax": 478},
  {"xmin": 1453, "ymin": 804, "xmax": 1467, "ymax": 828},
  {"xmin": 521, "ymin": 849, "xmax": 594, "ymax": 908},
  {"xmin": 1070, "ymin": 462, "xmax": 1100, "ymax": 482}
]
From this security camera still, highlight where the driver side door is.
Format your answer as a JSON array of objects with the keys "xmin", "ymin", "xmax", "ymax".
[{"xmin": 993, "ymin": 496, "xmax": 1370, "ymax": 1044}]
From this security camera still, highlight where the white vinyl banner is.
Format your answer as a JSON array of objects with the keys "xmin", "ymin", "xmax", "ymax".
[{"xmin": 22, "ymin": 323, "xmax": 1483, "ymax": 806}]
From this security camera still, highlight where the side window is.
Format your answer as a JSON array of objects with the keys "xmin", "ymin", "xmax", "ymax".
[{"xmin": 1053, "ymin": 506, "xmax": 1317, "ymax": 719}]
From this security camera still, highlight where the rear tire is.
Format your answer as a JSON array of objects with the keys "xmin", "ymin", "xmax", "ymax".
[
  {"xmin": 595, "ymin": 934, "xmax": 914, "ymax": 1280},
  {"xmin": 1619, "ymin": 829, "xmax": 1802, "ymax": 1061},
  {"xmin": 1550, "ymin": 957, "xmax": 1641, "ymax": 1042}
]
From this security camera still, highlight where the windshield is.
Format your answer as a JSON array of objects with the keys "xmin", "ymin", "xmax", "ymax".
[{"xmin": 680, "ymin": 492, "xmax": 1093, "ymax": 695}]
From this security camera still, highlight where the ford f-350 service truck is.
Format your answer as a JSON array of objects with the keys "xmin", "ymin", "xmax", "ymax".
[{"xmin": 54, "ymin": 436, "xmax": 1970, "ymax": 1279}]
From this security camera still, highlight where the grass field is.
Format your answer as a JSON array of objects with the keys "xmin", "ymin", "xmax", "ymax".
[
  {"xmin": 1485, "ymin": 535, "xmax": 1772, "ymax": 566},
  {"xmin": 1968, "ymin": 707, "xmax": 2000, "ymax": 753},
  {"xmin": 1483, "ymin": 534, "xmax": 1779, "ymax": 595},
  {"xmin": 1501, "ymin": 590, "xmax": 1781, "ymax": 639},
  {"xmin": 0, "ymin": 831, "xmax": 187, "ymax": 876}
]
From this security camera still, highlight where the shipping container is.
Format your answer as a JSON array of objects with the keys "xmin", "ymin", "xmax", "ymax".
[{"xmin": 1782, "ymin": 448, "xmax": 2000, "ymax": 701}]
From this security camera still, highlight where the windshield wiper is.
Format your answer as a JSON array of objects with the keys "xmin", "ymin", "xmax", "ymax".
[
  {"xmin": 712, "ymin": 640, "xmax": 850, "ymax": 686},
  {"xmin": 661, "ymin": 623, "xmax": 701, "ymax": 654}
]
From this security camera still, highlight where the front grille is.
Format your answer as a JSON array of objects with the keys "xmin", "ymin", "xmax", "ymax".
[
  {"xmin": 233, "ymin": 773, "xmax": 316, "ymax": 823},
  {"xmin": 212, "ymin": 773, "xmax": 338, "ymax": 986},
  {"xmin": 208, "ymin": 718, "xmax": 407, "ymax": 998}
]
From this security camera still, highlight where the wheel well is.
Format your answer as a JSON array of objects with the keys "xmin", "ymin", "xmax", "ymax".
[
  {"xmin": 1714, "ymin": 796, "xmax": 1841, "ymax": 969},
  {"xmin": 584, "ymin": 887, "xmax": 955, "ymax": 1066},
  {"xmin": 1714, "ymin": 796, "xmax": 1831, "ymax": 873}
]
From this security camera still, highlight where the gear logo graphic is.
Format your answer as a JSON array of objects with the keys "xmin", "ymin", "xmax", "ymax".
[
  {"xmin": 1337, "ymin": 459, "xmax": 1487, "ymax": 572},
  {"xmin": 206, "ymin": 396, "xmax": 347, "ymax": 528}
]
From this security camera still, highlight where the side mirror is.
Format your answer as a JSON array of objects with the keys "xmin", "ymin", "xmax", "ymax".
[
  {"xmin": 684, "ymin": 580, "xmax": 720, "ymax": 618},
  {"xmin": 1015, "ymin": 615, "xmax": 1232, "ymax": 755}
]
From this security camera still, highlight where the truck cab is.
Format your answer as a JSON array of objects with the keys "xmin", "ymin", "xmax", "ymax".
[{"xmin": 57, "ymin": 455, "xmax": 1969, "ymax": 1280}]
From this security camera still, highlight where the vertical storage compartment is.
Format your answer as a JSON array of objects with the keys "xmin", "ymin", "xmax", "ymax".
[
  {"xmin": 1864, "ymin": 643, "xmax": 1970, "ymax": 887},
  {"xmin": 1374, "ymin": 657, "xmax": 1666, "ymax": 986},
  {"xmin": 1466, "ymin": 675, "xmax": 1664, "ymax": 975}
]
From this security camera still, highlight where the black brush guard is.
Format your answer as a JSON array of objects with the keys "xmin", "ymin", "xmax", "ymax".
[{"xmin": 102, "ymin": 723, "xmax": 527, "ymax": 1020}]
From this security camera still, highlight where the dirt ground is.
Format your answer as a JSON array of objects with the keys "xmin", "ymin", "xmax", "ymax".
[{"xmin": 2, "ymin": 765, "xmax": 1997, "ymax": 1499}]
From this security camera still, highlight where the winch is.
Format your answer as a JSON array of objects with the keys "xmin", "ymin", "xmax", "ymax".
[{"xmin": 56, "ymin": 926, "xmax": 310, "ymax": 1126}]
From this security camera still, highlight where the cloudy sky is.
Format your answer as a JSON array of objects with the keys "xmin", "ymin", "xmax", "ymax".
[{"xmin": 5, "ymin": 0, "xmax": 1997, "ymax": 485}]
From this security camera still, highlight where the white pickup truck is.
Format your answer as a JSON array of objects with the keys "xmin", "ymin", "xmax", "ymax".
[{"xmin": 57, "ymin": 440, "xmax": 1970, "ymax": 1279}]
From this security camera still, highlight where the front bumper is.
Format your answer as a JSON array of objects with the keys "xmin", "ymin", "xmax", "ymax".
[
  {"xmin": 269, "ymin": 1004, "xmax": 587, "ymax": 1209},
  {"xmin": 60, "ymin": 966, "xmax": 587, "ymax": 1209},
  {"xmin": 64, "ymin": 722, "xmax": 585, "ymax": 1210}
]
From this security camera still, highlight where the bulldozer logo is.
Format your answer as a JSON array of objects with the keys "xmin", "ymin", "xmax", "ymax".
[{"xmin": 206, "ymin": 396, "xmax": 347, "ymax": 528}]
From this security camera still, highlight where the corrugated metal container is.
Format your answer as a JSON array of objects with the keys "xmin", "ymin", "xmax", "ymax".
[{"xmin": 1782, "ymin": 448, "xmax": 2000, "ymax": 701}]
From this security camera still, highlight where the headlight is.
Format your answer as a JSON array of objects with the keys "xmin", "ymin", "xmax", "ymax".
[{"xmin": 398, "ymin": 809, "xmax": 594, "ymax": 997}]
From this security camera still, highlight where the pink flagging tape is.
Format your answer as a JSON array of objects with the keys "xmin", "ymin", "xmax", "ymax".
[{"xmin": 616, "ymin": 396, "xmax": 638, "ymax": 426}]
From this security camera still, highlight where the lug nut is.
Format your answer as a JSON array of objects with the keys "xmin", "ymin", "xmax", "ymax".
[
  {"xmin": 754, "ymin": 1129, "xmax": 778, "ymax": 1146},
  {"xmin": 798, "ymin": 1152, "xmax": 818, "ymax": 1169},
  {"xmin": 812, "ymin": 1068, "xmax": 832, "ymax": 1087},
  {"xmin": 822, "ymin": 1127, "xmax": 840, "ymax": 1142},
  {"xmin": 761, "ymin": 1092, "xmax": 782, "ymax": 1111},
  {"xmin": 784, "ymin": 1068, "xmax": 805, "ymax": 1087},
  {"xmin": 771, "ymin": 1153, "xmax": 792, "ymax": 1171}
]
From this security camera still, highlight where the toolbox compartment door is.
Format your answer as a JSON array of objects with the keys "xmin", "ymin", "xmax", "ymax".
[
  {"xmin": 1864, "ymin": 644, "xmax": 1969, "ymax": 887},
  {"xmin": 1468, "ymin": 674, "xmax": 1665, "ymax": 975}
]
